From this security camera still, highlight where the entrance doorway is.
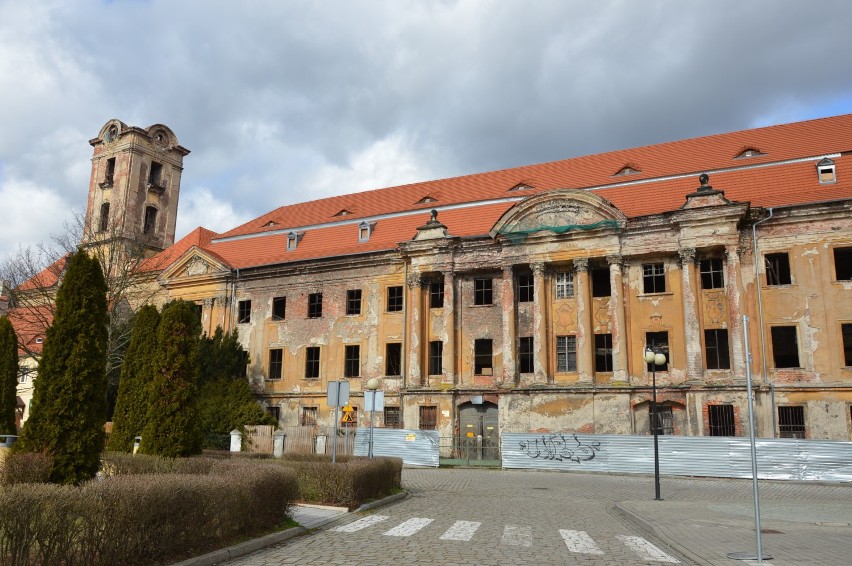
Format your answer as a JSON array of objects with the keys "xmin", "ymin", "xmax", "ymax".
[{"xmin": 456, "ymin": 401, "xmax": 500, "ymax": 462}]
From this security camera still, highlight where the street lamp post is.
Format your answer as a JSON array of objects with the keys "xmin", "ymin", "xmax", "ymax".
[
  {"xmin": 644, "ymin": 347, "xmax": 667, "ymax": 501},
  {"xmin": 366, "ymin": 378, "xmax": 380, "ymax": 459}
]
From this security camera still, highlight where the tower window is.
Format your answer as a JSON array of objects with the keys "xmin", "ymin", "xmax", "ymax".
[
  {"xmin": 149, "ymin": 161, "xmax": 163, "ymax": 186},
  {"xmin": 103, "ymin": 157, "xmax": 115, "ymax": 187},
  {"xmin": 99, "ymin": 202, "xmax": 110, "ymax": 232},
  {"xmin": 143, "ymin": 206, "xmax": 158, "ymax": 235}
]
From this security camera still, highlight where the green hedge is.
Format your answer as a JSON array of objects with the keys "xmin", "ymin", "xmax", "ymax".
[{"xmin": 281, "ymin": 455, "xmax": 402, "ymax": 509}]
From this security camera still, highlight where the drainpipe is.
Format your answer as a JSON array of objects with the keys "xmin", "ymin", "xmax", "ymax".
[
  {"xmin": 401, "ymin": 259, "xmax": 408, "ymax": 429},
  {"xmin": 230, "ymin": 268, "xmax": 240, "ymax": 330},
  {"xmin": 751, "ymin": 208, "xmax": 774, "ymax": 436}
]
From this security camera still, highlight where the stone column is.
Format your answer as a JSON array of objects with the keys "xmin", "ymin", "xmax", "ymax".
[
  {"xmin": 679, "ymin": 247, "xmax": 703, "ymax": 382},
  {"xmin": 574, "ymin": 258, "xmax": 594, "ymax": 384},
  {"xmin": 725, "ymin": 246, "xmax": 745, "ymax": 380},
  {"xmin": 532, "ymin": 262, "xmax": 548, "ymax": 382},
  {"xmin": 501, "ymin": 264, "xmax": 516, "ymax": 383},
  {"xmin": 407, "ymin": 273, "xmax": 423, "ymax": 385},
  {"xmin": 607, "ymin": 255, "xmax": 629, "ymax": 383},
  {"xmin": 443, "ymin": 271, "xmax": 457, "ymax": 384}
]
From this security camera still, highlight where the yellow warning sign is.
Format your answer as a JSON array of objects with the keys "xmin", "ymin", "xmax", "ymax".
[
  {"xmin": 466, "ymin": 431, "xmax": 475, "ymax": 438},
  {"xmin": 341, "ymin": 405, "xmax": 355, "ymax": 425}
]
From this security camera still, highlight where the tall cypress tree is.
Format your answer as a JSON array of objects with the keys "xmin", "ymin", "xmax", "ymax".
[
  {"xmin": 0, "ymin": 316, "xmax": 18, "ymax": 435},
  {"xmin": 108, "ymin": 305, "xmax": 160, "ymax": 452},
  {"xmin": 140, "ymin": 300, "xmax": 202, "ymax": 457},
  {"xmin": 15, "ymin": 250, "xmax": 108, "ymax": 484}
]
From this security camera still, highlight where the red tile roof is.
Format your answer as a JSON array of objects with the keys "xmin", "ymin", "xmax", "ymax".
[
  {"xmin": 18, "ymin": 253, "xmax": 70, "ymax": 291},
  {"xmin": 6, "ymin": 306, "xmax": 52, "ymax": 356},
  {"xmin": 141, "ymin": 227, "xmax": 220, "ymax": 272}
]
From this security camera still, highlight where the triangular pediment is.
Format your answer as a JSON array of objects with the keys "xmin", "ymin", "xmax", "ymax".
[{"xmin": 158, "ymin": 246, "xmax": 230, "ymax": 283}]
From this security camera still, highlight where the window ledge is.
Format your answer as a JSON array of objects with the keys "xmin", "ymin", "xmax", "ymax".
[
  {"xmin": 471, "ymin": 304, "xmax": 495, "ymax": 308},
  {"xmin": 639, "ymin": 292, "xmax": 674, "ymax": 298}
]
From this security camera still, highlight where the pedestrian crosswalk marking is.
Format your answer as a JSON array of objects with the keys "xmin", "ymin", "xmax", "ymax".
[
  {"xmin": 331, "ymin": 515, "xmax": 389, "ymax": 533},
  {"xmin": 501, "ymin": 524, "xmax": 532, "ymax": 547},
  {"xmin": 560, "ymin": 529, "xmax": 604, "ymax": 555},
  {"xmin": 616, "ymin": 535, "xmax": 680, "ymax": 563},
  {"xmin": 440, "ymin": 520, "xmax": 481, "ymax": 541},
  {"xmin": 383, "ymin": 517, "xmax": 434, "ymax": 537}
]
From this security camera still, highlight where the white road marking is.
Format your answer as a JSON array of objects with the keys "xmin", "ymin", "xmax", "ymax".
[
  {"xmin": 383, "ymin": 517, "xmax": 434, "ymax": 537},
  {"xmin": 501, "ymin": 524, "xmax": 532, "ymax": 547},
  {"xmin": 559, "ymin": 529, "xmax": 604, "ymax": 555},
  {"xmin": 331, "ymin": 515, "xmax": 389, "ymax": 533},
  {"xmin": 617, "ymin": 535, "xmax": 681, "ymax": 563},
  {"xmin": 440, "ymin": 520, "xmax": 482, "ymax": 541},
  {"xmin": 744, "ymin": 562, "xmax": 775, "ymax": 566}
]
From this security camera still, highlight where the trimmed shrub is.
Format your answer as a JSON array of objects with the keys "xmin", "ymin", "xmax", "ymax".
[
  {"xmin": 0, "ymin": 451, "xmax": 53, "ymax": 485},
  {"xmin": 282, "ymin": 455, "xmax": 402, "ymax": 509}
]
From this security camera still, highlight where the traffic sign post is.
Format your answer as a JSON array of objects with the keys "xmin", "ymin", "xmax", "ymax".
[{"xmin": 326, "ymin": 381, "xmax": 350, "ymax": 464}]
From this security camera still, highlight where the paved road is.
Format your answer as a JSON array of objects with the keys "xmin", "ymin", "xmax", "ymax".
[{"xmin": 219, "ymin": 468, "xmax": 852, "ymax": 566}]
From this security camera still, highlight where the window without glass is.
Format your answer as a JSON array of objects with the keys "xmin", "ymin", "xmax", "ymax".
[
  {"xmin": 700, "ymin": 258, "xmax": 725, "ymax": 289},
  {"xmin": 474, "ymin": 339, "xmax": 493, "ymax": 375},
  {"xmin": 519, "ymin": 337, "xmax": 534, "ymax": 373},
  {"xmin": 556, "ymin": 335, "xmax": 577, "ymax": 372},
  {"xmin": 591, "ymin": 268, "xmax": 611, "ymax": 297},
  {"xmin": 268, "ymin": 348, "xmax": 283, "ymax": 380},
  {"xmin": 765, "ymin": 252, "xmax": 792, "ymax": 285},
  {"xmin": 268, "ymin": 406, "xmax": 281, "ymax": 422},
  {"xmin": 385, "ymin": 343, "xmax": 402, "ymax": 376},
  {"xmin": 344, "ymin": 345, "xmax": 360, "ymax": 377},
  {"xmin": 843, "ymin": 323, "xmax": 852, "ymax": 366},
  {"xmin": 149, "ymin": 161, "xmax": 163, "ymax": 186},
  {"xmin": 104, "ymin": 157, "xmax": 115, "ymax": 185},
  {"xmin": 704, "ymin": 329, "xmax": 730, "ymax": 370},
  {"xmin": 708, "ymin": 404, "xmax": 736, "ymax": 436},
  {"xmin": 419, "ymin": 405, "xmax": 437, "ymax": 430},
  {"xmin": 238, "ymin": 300, "xmax": 251, "ymax": 324},
  {"xmin": 594, "ymin": 333, "xmax": 613, "ymax": 372},
  {"xmin": 645, "ymin": 331, "xmax": 669, "ymax": 371},
  {"xmin": 771, "ymin": 326, "xmax": 800, "ymax": 368},
  {"xmin": 474, "ymin": 278, "xmax": 493, "ymax": 305},
  {"xmin": 384, "ymin": 406, "xmax": 401, "ymax": 428},
  {"xmin": 99, "ymin": 202, "xmax": 110, "ymax": 232},
  {"xmin": 428, "ymin": 341, "xmax": 443, "ymax": 376},
  {"xmin": 834, "ymin": 247, "xmax": 852, "ymax": 280},
  {"xmin": 555, "ymin": 271, "xmax": 574, "ymax": 299},
  {"xmin": 778, "ymin": 406, "xmax": 806, "ymax": 438},
  {"xmin": 305, "ymin": 347, "xmax": 320, "ymax": 378},
  {"xmin": 308, "ymin": 293, "xmax": 323, "ymax": 318},
  {"xmin": 346, "ymin": 289, "xmax": 362, "ymax": 315},
  {"xmin": 387, "ymin": 286, "xmax": 403, "ymax": 312},
  {"xmin": 429, "ymin": 279, "xmax": 444, "ymax": 308},
  {"xmin": 272, "ymin": 296, "xmax": 286, "ymax": 320},
  {"xmin": 650, "ymin": 405, "xmax": 674, "ymax": 435},
  {"xmin": 517, "ymin": 273, "xmax": 534, "ymax": 302},
  {"xmin": 642, "ymin": 263, "xmax": 666, "ymax": 293},
  {"xmin": 143, "ymin": 206, "xmax": 157, "ymax": 235},
  {"xmin": 301, "ymin": 407, "xmax": 317, "ymax": 426}
]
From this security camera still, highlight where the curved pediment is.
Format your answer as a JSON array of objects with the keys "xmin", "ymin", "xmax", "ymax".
[{"xmin": 490, "ymin": 189, "xmax": 626, "ymax": 243}]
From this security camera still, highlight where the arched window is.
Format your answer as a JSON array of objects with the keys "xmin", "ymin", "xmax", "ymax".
[
  {"xmin": 99, "ymin": 202, "xmax": 110, "ymax": 232},
  {"xmin": 143, "ymin": 206, "xmax": 158, "ymax": 235}
]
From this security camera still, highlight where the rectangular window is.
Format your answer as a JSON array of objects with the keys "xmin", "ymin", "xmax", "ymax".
[
  {"xmin": 387, "ymin": 286, "xmax": 403, "ymax": 312},
  {"xmin": 519, "ymin": 336, "xmax": 534, "ymax": 373},
  {"xmin": 430, "ymin": 279, "xmax": 444, "ymax": 308},
  {"xmin": 556, "ymin": 335, "xmax": 577, "ymax": 372},
  {"xmin": 238, "ymin": 300, "xmax": 251, "ymax": 324},
  {"xmin": 771, "ymin": 326, "xmax": 800, "ymax": 368},
  {"xmin": 268, "ymin": 406, "xmax": 281, "ymax": 422},
  {"xmin": 708, "ymin": 404, "xmax": 736, "ymax": 436},
  {"xmin": 474, "ymin": 278, "xmax": 493, "ymax": 305},
  {"xmin": 834, "ymin": 247, "xmax": 852, "ymax": 280},
  {"xmin": 591, "ymin": 267, "xmax": 611, "ymax": 297},
  {"xmin": 704, "ymin": 329, "xmax": 731, "ymax": 370},
  {"xmin": 346, "ymin": 289, "xmax": 362, "ymax": 316},
  {"xmin": 517, "ymin": 273, "xmax": 534, "ymax": 302},
  {"xmin": 843, "ymin": 323, "xmax": 852, "ymax": 366},
  {"xmin": 384, "ymin": 406, "xmax": 401, "ymax": 428},
  {"xmin": 143, "ymin": 206, "xmax": 157, "ymax": 235},
  {"xmin": 385, "ymin": 343, "xmax": 402, "ymax": 376},
  {"xmin": 700, "ymin": 258, "xmax": 725, "ymax": 289},
  {"xmin": 18, "ymin": 368, "xmax": 31, "ymax": 383},
  {"xmin": 301, "ymin": 407, "xmax": 317, "ymax": 426},
  {"xmin": 344, "ymin": 345, "xmax": 360, "ymax": 377},
  {"xmin": 305, "ymin": 347, "xmax": 320, "ymax": 378},
  {"xmin": 474, "ymin": 339, "xmax": 493, "ymax": 375},
  {"xmin": 650, "ymin": 405, "xmax": 674, "ymax": 435},
  {"xmin": 765, "ymin": 252, "xmax": 792, "ymax": 286},
  {"xmin": 149, "ymin": 161, "xmax": 163, "ymax": 185},
  {"xmin": 594, "ymin": 334, "xmax": 613, "ymax": 372},
  {"xmin": 272, "ymin": 296, "xmax": 286, "ymax": 321},
  {"xmin": 643, "ymin": 262, "xmax": 666, "ymax": 294},
  {"xmin": 419, "ymin": 405, "xmax": 437, "ymax": 430},
  {"xmin": 428, "ymin": 340, "xmax": 443, "ymax": 376},
  {"xmin": 645, "ymin": 331, "xmax": 670, "ymax": 371},
  {"xmin": 268, "ymin": 348, "xmax": 283, "ymax": 380},
  {"xmin": 104, "ymin": 157, "xmax": 115, "ymax": 185},
  {"xmin": 308, "ymin": 293, "xmax": 323, "ymax": 318},
  {"xmin": 555, "ymin": 271, "xmax": 574, "ymax": 299},
  {"xmin": 778, "ymin": 406, "xmax": 806, "ymax": 438}
]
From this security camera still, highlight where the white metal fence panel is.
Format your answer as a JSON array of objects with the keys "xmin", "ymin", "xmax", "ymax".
[
  {"xmin": 502, "ymin": 433, "xmax": 852, "ymax": 482},
  {"xmin": 353, "ymin": 428, "xmax": 440, "ymax": 467}
]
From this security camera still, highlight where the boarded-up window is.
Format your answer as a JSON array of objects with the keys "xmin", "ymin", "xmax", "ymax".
[{"xmin": 419, "ymin": 405, "xmax": 437, "ymax": 430}]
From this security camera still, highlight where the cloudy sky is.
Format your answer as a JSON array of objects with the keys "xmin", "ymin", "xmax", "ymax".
[{"xmin": 2, "ymin": 0, "xmax": 852, "ymax": 263}]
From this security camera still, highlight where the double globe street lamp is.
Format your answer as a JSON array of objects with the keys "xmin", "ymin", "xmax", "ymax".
[{"xmin": 644, "ymin": 346, "xmax": 667, "ymax": 501}]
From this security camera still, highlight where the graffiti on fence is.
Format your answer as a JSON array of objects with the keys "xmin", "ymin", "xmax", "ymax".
[{"xmin": 518, "ymin": 433, "xmax": 602, "ymax": 463}]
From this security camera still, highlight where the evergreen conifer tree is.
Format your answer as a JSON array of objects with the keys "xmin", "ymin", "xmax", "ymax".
[
  {"xmin": 140, "ymin": 300, "xmax": 202, "ymax": 457},
  {"xmin": 108, "ymin": 305, "xmax": 160, "ymax": 452},
  {"xmin": 0, "ymin": 316, "xmax": 19, "ymax": 435},
  {"xmin": 14, "ymin": 250, "xmax": 108, "ymax": 484}
]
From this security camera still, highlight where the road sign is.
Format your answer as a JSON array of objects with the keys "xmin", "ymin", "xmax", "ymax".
[
  {"xmin": 327, "ymin": 380, "xmax": 350, "ymax": 407},
  {"xmin": 364, "ymin": 390, "xmax": 384, "ymax": 412},
  {"xmin": 341, "ymin": 406, "xmax": 355, "ymax": 424}
]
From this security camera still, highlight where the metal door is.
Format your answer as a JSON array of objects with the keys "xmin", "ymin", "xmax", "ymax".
[{"xmin": 458, "ymin": 401, "xmax": 499, "ymax": 461}]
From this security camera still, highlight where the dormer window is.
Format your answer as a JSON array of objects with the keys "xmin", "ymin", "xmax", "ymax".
[
  {"xmin": 417, "ymin": 195, "xmax": 437, "ymax": 204},
  {"xmin": 35, "ymin": 337, "xmax": 43, "ymax": 344},
  {"xmin": 262, "ymin": 220, "xmax": 278, "ymax": 227},
  {"xmin": 735, "ymin": 147, "xmax": 765, "ymax": 159},
  {"xmin": 287, "ymin": 231, "xmax": 301, "ymax": 251},
  {"xmin": 614, "ymin": 165, "xmax": 641, "ymax": 176},
  {"xmin": 508, "ymin": 183, "xmax": 533, "ymax": 191},
  {"xmin": 817, "ymin": 158, "xmax": 836, "ymax": 184},
  {"xmin": 358, "ymin": 221, "xmax": 374, "ymax": 242},
  {"xmin": 334, "ymin": 209, "xmax": 352, "ymax": 217}
]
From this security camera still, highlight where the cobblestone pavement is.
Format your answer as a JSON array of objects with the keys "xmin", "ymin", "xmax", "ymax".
[{"xmin": 218, "ymin": 469, "xmax": 852, "ymax": 566}]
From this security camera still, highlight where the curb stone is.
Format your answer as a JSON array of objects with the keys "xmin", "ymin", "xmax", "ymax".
[{"xmin": 614, "ymin": 502, "xmax": 710, "ymax": 566}]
